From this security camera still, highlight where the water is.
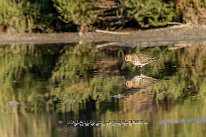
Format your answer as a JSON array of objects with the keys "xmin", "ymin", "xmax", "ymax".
[{"xmin": 0, "ymin": 42, "xmax": 206, "ymax": 137}]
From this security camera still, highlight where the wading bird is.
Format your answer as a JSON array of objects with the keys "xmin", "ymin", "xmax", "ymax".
[{"xmin": 125, "ymin": 53, "xmax": 159, "ymax": 68}]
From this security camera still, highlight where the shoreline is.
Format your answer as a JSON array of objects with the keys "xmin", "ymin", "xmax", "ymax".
[{"xmin": 0, "ymin": 25, "xmax": 206, "ymax": 46}]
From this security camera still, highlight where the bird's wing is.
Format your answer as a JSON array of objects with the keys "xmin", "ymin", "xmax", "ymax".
[{"xmin": 137, "ymin": 54, "xmax": 159, "ymax": 64}]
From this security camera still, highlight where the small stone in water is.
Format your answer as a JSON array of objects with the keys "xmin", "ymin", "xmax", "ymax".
[
  {"xmin": 188, "ymin": 85, "xmax": 193, "ymax": 89},
  {"xmin": 8, "ymin": 102, "xmax": 20, "ymax": 106},
  {"xmin": 110, "ymin": 94, "xmax": 125, "ymax": 98},
  {"xmin": 65, "ymin": 99, "xmax": 76, "ymax": 103},
  {"xmin": 114, "ymin": 70, "xmax": 119, "ymax": 73}
]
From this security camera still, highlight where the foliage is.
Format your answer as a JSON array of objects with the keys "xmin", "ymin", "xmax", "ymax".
[
  {"xmin": 120, "ymin": 0, "xmax": 176, "ymax": 28},
  {"xmin": 0, "ymin": 0, "xmax": 30, "ymax": 32},
  {"xmin": 0, "ymin": 0, "xmax": 58, "ymax": 32},
  {"xmin": 177, "ymin": 0, "xmax": 206, "ymax": 12},
  {"xmin": 176, "ymin": 0, "xmax": 206, "ymax": 24},
  {"xmin": 1, "ymin": 0, "xmax": 206, "ymax": 32},
  {"xmin": 52, "ymin": 0, "xmax": 98, "ymax": 31}
]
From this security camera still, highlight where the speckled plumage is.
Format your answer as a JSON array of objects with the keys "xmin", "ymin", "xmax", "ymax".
[
  {"xmin": 126, "ymin": 74, "xmax": 158, "ymax": 89},
  {"xmin": 125, "ymin": 53, "xmax": 159, "ymax": 67}
]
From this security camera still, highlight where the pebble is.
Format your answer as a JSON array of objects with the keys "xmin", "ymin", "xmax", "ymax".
[{"xmin": 8, "ymin": 102, "xmax": 20, "ymax": 106}]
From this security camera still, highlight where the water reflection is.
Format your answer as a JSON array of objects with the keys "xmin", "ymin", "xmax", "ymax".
[
  {"xmin": 158, "ymin": 117, "xmax": 206, "ymax": 124},
  {"xmin": 0, "ymin": 42, "xmax": 206, "ymax": 137},
  {"xmin": 0, "ymin": 112, "xmax": 53, "ymax": 137},
  {"xmin": 49, "ymin": 43, "xmax": 124, "ymax": 113},
  {"xmin": 125, "ymin": 74, "xmax": 158, "ymax": 89}
]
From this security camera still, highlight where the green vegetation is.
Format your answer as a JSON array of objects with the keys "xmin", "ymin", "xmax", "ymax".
[
  {"xmin": 176, "ymin": 0, "xmax": 206, "ymax": 24},
  {"xmin": 0, "ymin": 0, "xmax": 59, "ymax": 32},
  {"xmin": 120, "ymin": 0, "xmax": 176, "ymax": 28},
  {"xmin": 52, "ymin": 0, "xmax": 98, "ymax": 31},
  {"xmin": 0, "ymin": 0, "xmax": 205, "ymax": 32}
]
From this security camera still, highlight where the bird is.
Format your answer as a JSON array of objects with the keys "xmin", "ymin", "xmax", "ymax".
[
  {"xmin": 125, "ymin": 74, "xmax": 158, "ymax": 89},
  {"xmin": 124, "ymin": 53, "xmax": 159, "ymax": 68}
]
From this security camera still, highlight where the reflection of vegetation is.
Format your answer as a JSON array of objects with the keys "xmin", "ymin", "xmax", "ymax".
[
  {"xmin": 49, "ymin": 44, "xmax": 123, "ymax": 113},
  {"xmin": 125, "ymin": 44, "xmax": 206, "ymax": 100},
  {"xmin": 154, "ymin": 44, "xmax": 206, "ymax": 100},
  {"xmin": 0, "ymin": 109, "xmax": 52, "ymax": 137},
  {"xmin": 0, "ymin": 43, "xmax": 124, "ymax": 114},
  {"xmin": 94, "ymin": 97, "xmax": 206, "ymax": 137},
  {"xmin": 1, "ymin": 43, "xmax": 206, "ymax": 113},
  {"xmin": 0, "ymin": 44, "xmax": 62, "ymax": 113},
  {"xmin": 0, "ymin": 44, "xmax": 41, "ymax": 107},
  {"xmin": 0, "ymin": 44, "xmax": 54, "ymax": 136},
  {"xmin": 122, "ymin": 43, "xmax": 206, "ymax": 101},
  {"xmin": 1, "ymin": 43, "xmax": 206, "ymax": 137}
]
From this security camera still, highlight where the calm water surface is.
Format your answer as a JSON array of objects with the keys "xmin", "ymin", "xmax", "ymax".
[{"xmin": 0, "ymin": 42, "xmax": 206, "ymax": 137}]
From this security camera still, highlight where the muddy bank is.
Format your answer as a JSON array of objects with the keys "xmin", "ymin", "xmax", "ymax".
[{"xmin": 0, "ymin": 25, "xmax": 206, "ymax": 46}]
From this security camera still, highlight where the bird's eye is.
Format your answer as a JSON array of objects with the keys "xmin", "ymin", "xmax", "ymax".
[
  {"xmin": 125, "ymin": 55, "xmax": 130, "ymax": 61},
  {"xmin": 126, "ymin": 81, "xmax": 131, "ymax": 87},
  {"xmin": 125, "ymin": 56, "xmax": 128, "ymax": 61}
]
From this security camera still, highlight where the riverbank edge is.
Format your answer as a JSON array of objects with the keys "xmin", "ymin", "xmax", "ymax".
[{"xmin": 0, "ymin": 25, "xmax": 206, "ymax": 46}]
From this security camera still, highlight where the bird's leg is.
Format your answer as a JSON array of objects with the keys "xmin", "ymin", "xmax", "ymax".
[
  {"xmin": 140, "ymin": 66, "xmax": 144, "ymax": 74},
  {"xmin": 121, "ymin": 62, "xmax": 125, "ymax": 70}
]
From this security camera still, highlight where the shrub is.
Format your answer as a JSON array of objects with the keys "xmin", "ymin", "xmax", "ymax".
[
  {"xmin": 120, "ymin": 0, "xmax": 176, "ymax": 28},
  {"xmin": 0, "ymin": 0, "xmax": 59, "ymax": 32},
  {"xmin": 0, "ymin": 0, "xmax": 41, "ymax": 32},
  {"xmin": 176, "ymin": 0, "xmax": 206, "ymax": 24},
  {"xmin": 52, "ymin": 0, "xmax": 98, "ymax": 31}
]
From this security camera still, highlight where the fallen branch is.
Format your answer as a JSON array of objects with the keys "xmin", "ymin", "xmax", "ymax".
[
  {"xmin": 167, "ymin": 23, "xmax": 192, "ymax": 29},
  {"xmin": 96, "ymin": 42, "xmax": 118, "ymax": 48},
  {"xmin": 168, "ymin": 43, "xmax": 192, "ymax": 50},
  {"xmin": 95, "ymin": 29, "xmax": 130, "ymax": 35}
]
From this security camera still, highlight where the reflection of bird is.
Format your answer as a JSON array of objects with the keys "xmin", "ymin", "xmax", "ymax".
[
  {"xmin": 125, "ymin": 53, "xmax": 159, "ymax": 67},
  {"xmin": 126, "ymin": 74, "xmax": 158, "ymax": 89}
]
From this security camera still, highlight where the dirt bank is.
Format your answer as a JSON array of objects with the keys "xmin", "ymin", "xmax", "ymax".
[{"xmin": 0, "ymin": 25, "xmax": 206, "ymax": 46}]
